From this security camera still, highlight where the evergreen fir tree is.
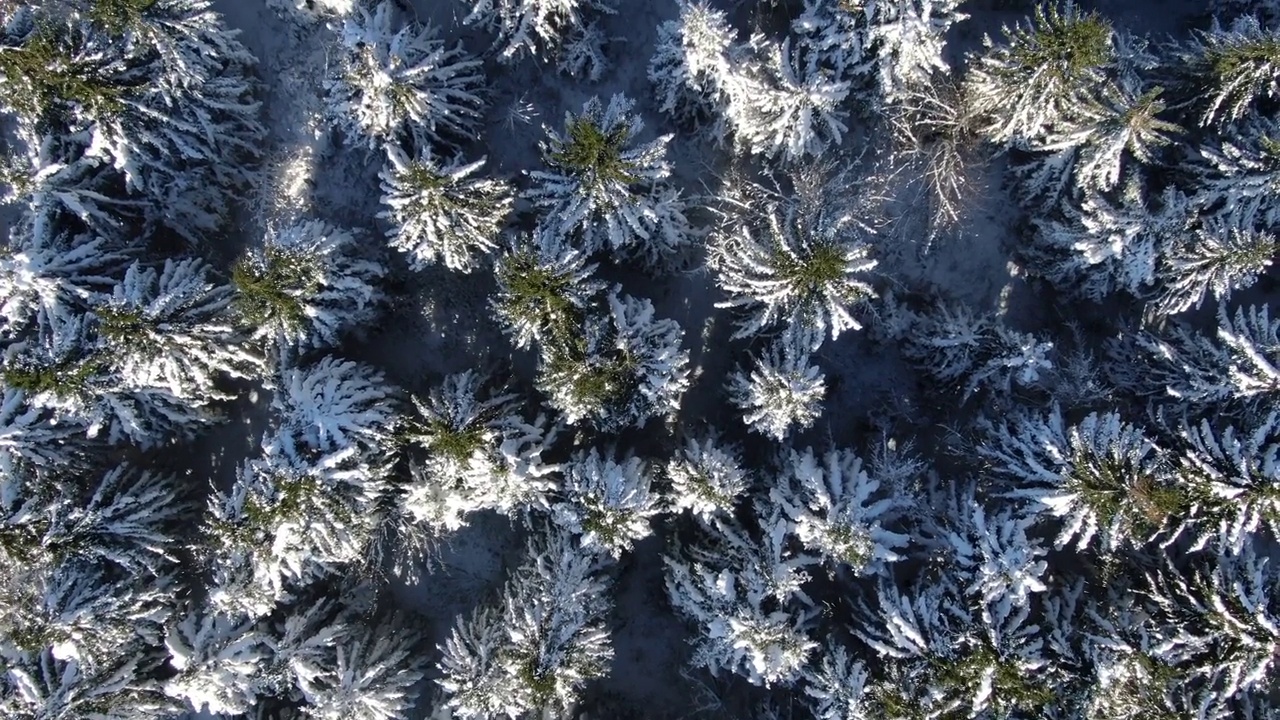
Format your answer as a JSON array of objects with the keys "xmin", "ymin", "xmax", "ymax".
[
  {"xmin": 933, "ymin": 481, "xmax": 1049, "ymax": 625},
  {"xmin": 438, "ymin": 528, "xmax": 613, "ymax": 718},
  {"xmin": 666, "ymin": 434, "xmax": 750, "ymax": 523},
  {"xmin": 1177, "ymin": 15, "xmax": 1280, "ymax": 128},
  {"xmin": 710, "ymin": 200, "xmax": 877, "ymax": 344},
  {"xmin": 1176, "ymin": 411, "xmax": 1280, "ymax": 552},
  {"xmin": 1067, "ymin": 79, "xmax": 1182, "ymax": 194},
  {"xmin": 329, "ymin": 2, "xmax": 485, "ymax": 151},
  {"xmin": 1130, "ymin": 303, "xmax": 1280, "ymax": 409},
  {"xmin": 402, "ymin": 371, "xmax": 556, "ymax": 531},
  {"xmin": 299, "ymin": 613, "xmax": 425, "ymax": 720},
  {"xmin": 491, "ymin": 229, "xmax": 606, "ymax": 351},
  {"xmin": 0, "ymin": 3, "xmax": 265, "ymax": 244},
  {"xmin": 527, "ymin": 93, "xmax": 692, "ymax": 262},
  {"xmin": 1152, "ymin": 214, "xmax": 1277, "ymax": 318},
  {"xmin": 0, "ymin": 226, "xmax": 128, "ymax": 335},
  {"xmin": 802, "ymin": 643, "xmax": 873, "ymax": 720},
  {"xmin": 272, "ymin": 355, "xmax": 397, "ymax": 459},
  {"xmin": 2, "ymin": 650, "xmax": 174, "ymax": 718},
  {"xmin": 981, "ymin": 405, "xmax": 1180, "ymax": 552},
  {"xmin": 899, "ymin": 300, "xmax": 1055, "ymax": 400},
  {"xmin": 556, "ymin": 20, "xmax": 610, "ymax": 81},
  {"xmin": 460, "ymin": 0, "xmax": 617, "ymax": 65},
  {"xmin": 1029, "ymin": 178, "xmax": 1186, "ymax": 300},
  {"xmin": 729, "ymin": 37, "xmax": 850, "ymax": 164},
  {"xmin": 94, "ymin": 257, "xmax": 262, "ymax": 408},
  {"xmin": 864, "ymin": 0, "xmax": 970, "ymax": 101},
  {"xmin": 664, "ymin": 508, "xmax": 818, "ymax": 686},
  {"xmin": 726, "ymin": 328, "xmax": 826, "ymax": 441},
  {"xmin": 771, "ymin": 445, "xmax": 911, "ymax": 575},
  {"xmin": 378, "ymin": 145, "xmax": 513, "ymax": 273},
  {"xmin": 231, "ymin": 220, "xmax": 385, "ymax": 352},
  {"xmin": 1143, "ymin": 545, "xmax": 1280, "ymax": 703},
  {"xmin": 853, "ymin": 570, "xmax": 1060, "ymax": 718},
  {"xmin": 205, "ymin": 446, "xmax": 381, "ymax": 618},
  {"xmin": 648, "ymin": 0, "xmax": 741, "ymax": 128},
  {"xmin": 1190, "ymin": 112, "xmax": 1280, "ymax": 230},
  {"xmin": 162, "ymin": 608, "xmax": 267, "ymax": 715},
  {"xmin": 536, "ymin": 290, "xmax": 689, "ymax": 432},
  {"xmin": 551, "ymin": 446, "xmax": 659, "ymax": 557},
  {"xmin": 0, "ymin": 133, "xmax": 135, "ymax": 244},
  {"xmin": 964, "ymin": 1, "xmax": 1114, "ymax": 147},
  {"xmin": 0, "ymin": 386, "xmax": 83, "ymax": 475}
]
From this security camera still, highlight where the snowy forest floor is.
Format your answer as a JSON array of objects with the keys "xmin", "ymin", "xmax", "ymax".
[{"xmin": 203, "ymin": 0, "xmax": 1209, "ymax": 717}]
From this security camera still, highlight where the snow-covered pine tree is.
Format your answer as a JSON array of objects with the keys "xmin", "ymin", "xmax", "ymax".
[
  {"xmin": 536, "ymin": 290, "xmax": 689, "ymax": 432},
  {"xmin": 852, "ymin": 569, "xmax": 1059, "ymax": 718},
  {"xmin": 1029, "ymin": 178, "xmax": 1187, "ymax": 300},
  {"xmin": 378, "ymin": 145, "xmax": 512, "ymax": 273},
  {"xmin": 401, "ymin": 371, "xmax": 556, "ymax": 531},
  {"xmin": 710, "ymin": 200, "xmax": 877, "ymax": 344},
  {"xmin": 491, "ymin": 229, "xmax": 606, "ymax": 351},
  {"xmin": 254, "ymin": 594, "xmax": 349, "ymax": 705},
  {"xmin": 1075, "ymin": 86, "xmax": 1180, "ymax": 196},
  {"xmin": 1129, "ymin": 303, "xmax": 1280, "ymax": 409},
  {"xmin": 649, "ymin": 0, "xmax": 741, "ymax": 128},
  {"xmin": 266, "ymin": 0, "xmax": 357, "ymax": 22},
  {"xmin": 792, "ymin": 0, "xmax": 871, "ymax": 81},
  {"xmin": 75, "ymin": 0, "xmax": 259, "ymax": 86},
  {"xmin": 232, "ymin": 220, "xmax": 385, "ymax": 352},
  {"xmin": 556, "ymin": 20, "xmax": 609, "ymax": 81},
  {"xmin": 1006, "ymin": 30, "xmax": 1177, "ymax": 205},
  {"xmin": 163, "ymin": 607, "xmax": 268, "ymax": 715},
  {"xmin": 729, "ymin": 36, "xmax": 850, "ymax": 164},
  {"xmin": 204, "ymin": 428, "xmax": 388, "ymax": 618},
  {"xmin": 527, "ymin": 93, "xmax": 692, "ymax": 262},
  {"xmin": 666, "ymin": 434, "xmax": 750, "ymax": 522},
  {"xmin": 94, "ymin": 257, "xmax": 262, "ymax": 409},
  {"xmin": 329, "ymin": 2, "xmax": 484, "ymax": 151},
  {"xmin": 0, "ymin": 561, "xmax": 175, "ymax": 669},
  {"xmin": 964, "ymin": 1, "xmax": 1114, "ymax": 148},
  {"xmin": 460, "ymin": 0, "xmax": 617, "ymax": 65},
  {"xmin": 436, "ymin": 605, "xmax": 521, "ymax": 719},
  {"xmin": 1190, "ymin": 112, "xmax": 1280, "ymax": 230},
  {"xmin": 864, "ymin": 0, "xmax": 970, "ymax": 101},
  {"xmin": 1142, "ymin": 545, "xmax": 1280, "ymax": 704},
  {"xmin": 1151, "ymin": 213, "xmax": 1277, "ymax": 318},
  {"xmin": 0, "ymin": 133, "xmax": 137, "ymax": 244},
  {"xmin": 0, "ymin": 3, "xmax": 265, "ymax": 244},
  {"xmin": 0, "ymin": 225, "xmax": 128, "ymax": 335},
  {"xmin": 1176, "ymin": 15, "xmax": 1280, "ymax": 128},
  {"xmin": 299, "ymin": 613, "xmax": 425, "ymax": 720},
  {"xmin": 1, "ymin": 650, "xmax": 174, "ymax": 719},
  {"xmin": 802, "ymin": 643, "xmax": 873, "ymax": 720},
  {"xmin": 32, "ymin": 462, "xmax": 188, "ymax": 575},
  {"xmin": 664, "ymin": 507, "xmax": 818, "ymax": 686},
  {"xmin": 726, "ymin": 327, "xmax": 826, "ymax": 441},
  {"xmin": 0, "ymin": 379, "xmax": 88, "ymax": 478},
  {"xmin": 551, "ymin": 446, "xmax": 659, "ymax": 557},
  {"xmin": 1175, "ymin": 411, "xmax": 1280, "ymax": 552},
  {"xmin": 4, "ymin": 310, "xmax": 224, "ymax": 449},
  {"xmin": 771, "ymin": 445, "xmax": 911, "ymax": 575},
  {"xmin": 931, "ymin": 480, "xmax": 1049, "ymax": 625},
  {"xmin": 899, "ymin": 299, "xmax": 1054, "ymax": 400},
  {"xmin": 272, "ymin": 355, "xmax": 397, "ymax": 459},
  {"xmin": 980, "ymin": 405, "xmax": 1180, "ymax": 553},
  {"xmin": 438, "ymin": 527, "xmax": 613, "ymax": 718}
]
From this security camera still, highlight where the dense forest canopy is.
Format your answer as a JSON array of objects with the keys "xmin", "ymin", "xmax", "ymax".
[{"xmin": 0, "ymin": 0, "xmax": 1277, "ymax": 718}]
